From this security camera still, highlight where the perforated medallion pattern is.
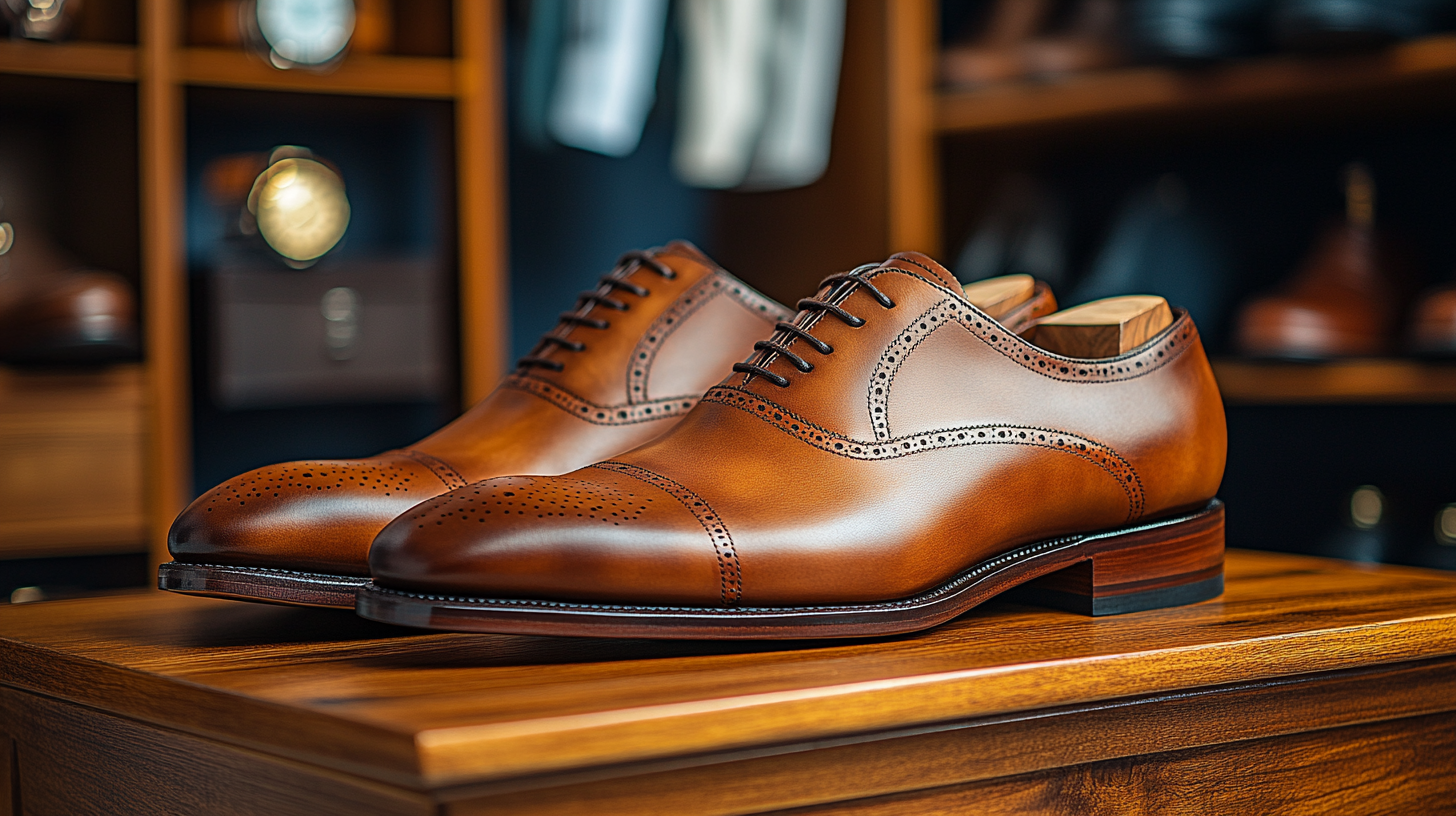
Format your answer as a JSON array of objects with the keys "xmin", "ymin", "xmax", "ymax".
[
  {"xmin": 502, "ymin": 374, "xmax": 698, "ymax": 426},
  {"xmin": 399, "ymin": 476, "xmax": 654, "ymax": 528},
  {"xmin": 198, "ymin": 459, "xmax": 426, "ymax": 513},
  {"xmin": 592, "ymin": 461, "xmax": 743, "ymax": 606},
  {"xmin": 702, "ymin": 386, "xmax": 1145, "ymax": 521},
  {"xmin": 628, "ymin": 272, "xmax": 792, "ymax": 404}
]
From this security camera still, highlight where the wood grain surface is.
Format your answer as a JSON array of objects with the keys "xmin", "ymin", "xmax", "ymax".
[
  {"xmin": 777, "ymin": 712, "xmax": 1456, "ymax": 815},
  {"xmin": 0, "ymin": 366, "xmax": 146, "ymax": 558},
  {"xmin": 1, "ymin": 550, "xmax": 1454, "ymax": 797}
]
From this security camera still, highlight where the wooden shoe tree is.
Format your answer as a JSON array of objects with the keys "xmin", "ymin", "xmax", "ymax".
[
  {"xmin": 963, "ymin": 273, "xmax": 1036, "ymax": 319},
  {"xmin": 1026, "ymin": 295, "xmax": 1173, "ymax": 358}
]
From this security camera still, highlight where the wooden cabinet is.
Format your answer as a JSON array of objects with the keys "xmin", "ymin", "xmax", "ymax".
[
  {"xmin": 0, "ymin": 0, "xmax": 508, "ymax": 567},
  {"xmin": 1, "ymin": 550, "xmax": 1454, "ymax": 813},
  {"xmin": 0, "ymin": 367, "xmax": 145, "ymax": 559}
]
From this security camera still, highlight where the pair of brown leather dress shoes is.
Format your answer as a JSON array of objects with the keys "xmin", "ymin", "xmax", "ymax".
[{"xmin": 162, "ymin": 242, "xmax": 1227, "ymax": 639}]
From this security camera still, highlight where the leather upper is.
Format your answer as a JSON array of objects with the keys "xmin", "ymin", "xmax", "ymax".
[
  {"xmin": 371, "ymin": 252, "xmax": 1227, "ymax": 606},
  {"xmin": 169, "ymin": 242, "xmax": 793, "ymax": 575}
]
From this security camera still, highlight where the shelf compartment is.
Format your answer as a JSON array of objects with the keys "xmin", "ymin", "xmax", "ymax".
[
  {"xmin": 179, "ymin": 48, "xmax": 456, "ymax": 98},
  {"xmin": 937, "ymin": 33, "xmax": 1456, "ymax": 135},
  {"xmin": 0, "ymin": 365, "xmax": 147, "ymax": 560},
  {"xmin": 0, "ymin": 41, "xmax": 137, "ymax": 83},
  {"xmin": 1213, "ymin": 358, "xmax": 1456, "ymax": 404}
]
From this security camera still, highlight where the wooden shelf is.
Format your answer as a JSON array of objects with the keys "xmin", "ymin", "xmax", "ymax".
[
  {"xmin": 1213, "ymin": 358, "xmax": 1456, "ymax": 404},
  {"xmin": 179, "ymin": 48, "xmax": 456, "ymax": 98},
  {"xmin": 937, "ymin": 33, "xmax": 1456, "ymax": 135},
  {"xmin": 0, "ymin": 365, "xmax": 147, "ymax": 560},
  {"xmin": 0, "ymin": 40, "xmax": 136, "ymax": 83}
]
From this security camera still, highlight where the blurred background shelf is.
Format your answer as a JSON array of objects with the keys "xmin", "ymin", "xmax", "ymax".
[
  {"xmin": 0, "ymin": 40, "xmax": 136, "ymax": 82},
  {"xmin": 179, "ymin": 48, "xmax": 456, "ymax": 98},
  {"xmin": 1213, "ymin": 359, "xmax": 1456, "ymax": 404},
  {"xmin": 0, "ymin": 365, "xmax": 146, "ymax": 561},
  {"xmin": 937, "ymin": 32, "xmax": 1456, "ymax": 136}
]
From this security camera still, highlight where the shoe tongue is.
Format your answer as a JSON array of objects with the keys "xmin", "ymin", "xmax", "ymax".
[{"xmin": 883, "ymin": 251, "xmax": 961, "ymax": 292}]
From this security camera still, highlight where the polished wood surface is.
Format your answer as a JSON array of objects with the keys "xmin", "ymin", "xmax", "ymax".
[
  {"xmin": 3, "ymin": 549, "xmax": 1455, "ymax": 814},
  {"xmin": 0, "ymin": 366, "xmax": 146, "ymax": 559},
  {"xmin": 1213, "ymin": 358, "xmax": 1456, "ymax": 404}
]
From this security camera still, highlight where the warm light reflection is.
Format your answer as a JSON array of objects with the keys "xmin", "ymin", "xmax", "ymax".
[{"xmin": 247, "ymin": 155, "xmax": 350, "ymax": 266}]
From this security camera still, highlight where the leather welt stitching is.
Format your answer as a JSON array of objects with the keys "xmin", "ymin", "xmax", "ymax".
[
  {"xmin": 705, "ymin": 386, "xmax": 1144, "ymax": 521},
  {"xmin": 399, "ymin": 450, "xmax": 469, "ymax": 490},
  {"xmin": 505, "ymin": 374, "xmax": 697, "ymax": 426},
  {"xmin": 592, "ymin": 461, "xmax": 742, "ymax": 606}
]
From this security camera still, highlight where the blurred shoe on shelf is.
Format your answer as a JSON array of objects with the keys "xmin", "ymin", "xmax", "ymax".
[
  {"xmin": 941, "ymin": 0, "xmax": 1055, "ymax": 87},
  {"xmin": 942, "ymin": 0, "xmax": 1125, "ymax": 87},
  {"xmin": 1022, "ymin": 0, "xmax": 1127, "ymax": 79},
  {"xmin": 0, "ymin": 219, "xmax": 138, "ymax": 366},
  {"xmin": 1408, "ymin": 283, "xmax": 1456, "ymax": 356},
  {"xmin": 1233, "ymin": 164, "xmax": 1410, "ymax": 359},
  {"xmin": 1272, "ymin": 0, "xmax": 1456, "ymax": 53},
  {"xmin": 953, "ymin": 174, "xmax": 1070, "ymax": 292},
  {"xmin": 1124, "ymin": 0, "xmax": 1274, "ymax": 62},
  {"xmin": 1069, "ymin": 173, "xmax": 1235, "ymax": 347}
]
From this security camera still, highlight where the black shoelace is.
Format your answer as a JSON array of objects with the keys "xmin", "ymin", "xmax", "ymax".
[
  {"xmin": 517, "ymin": 249, "xmax": 677, "ymax": 373},
  {"xmin": 733, "ymin": 264, "xmax": 894, "ymax": 387}
]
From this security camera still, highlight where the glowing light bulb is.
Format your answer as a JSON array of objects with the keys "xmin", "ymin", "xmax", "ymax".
[
  {"xmin": 255, "ymin": 0, "xmax": 356, "ymax": 67},
  {"xmin": 248, "ymin": 156, "xmax": 350, "ymax": 266}
]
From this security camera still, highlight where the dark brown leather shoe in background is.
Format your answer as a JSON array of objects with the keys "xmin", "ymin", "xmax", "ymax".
[
  {"xmin": 1409, "ymin": 284, "xmax": 1456, "ymax": 356},
  {"xmin": 1233, "ymin": 165, "xmax": 1409, "ymax": 359},
  {"xmin": 162, "ymin": 244, "xmax": 1058, "ymax": 609},
  {"xmin": 0, "ymin": 219, "xmax": 139, "ymax": 365},
  {"xmin": 359, "ymin": 252, "xmax": 1225, "ymax": 639}
]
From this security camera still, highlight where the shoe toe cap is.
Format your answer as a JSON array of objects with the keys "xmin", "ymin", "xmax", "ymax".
[
  {"xmin": 370, "ymin": 469, "xmax": 727, "ymax": 606},
  {"xmin": 169, "ymin": 453, "xmax": 450, "ymax": 576}
]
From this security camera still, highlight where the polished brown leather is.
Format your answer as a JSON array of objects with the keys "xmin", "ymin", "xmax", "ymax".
[
  {"xmin": 1233, "ymin": 221, "xmax": 1406, "ymax": 359},
  {"xmin": 1409, "ymin": 284, "xmax": 1456, "ymax": 355},
  {"xmin": 168, "ymin": 242, "xmax": 793, "ymax": 576},
  {"xmin": 370, "ymin": 252, "xmax": 1226, "ymax": 608},
  {"xmin": 0, "ymin": 220, "xmax": 138, "ymax": 364}
]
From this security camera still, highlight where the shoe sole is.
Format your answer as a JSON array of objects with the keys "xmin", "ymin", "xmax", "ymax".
[
  {"xmin": 157, "ymin": 562, "xmax": 364, "ymax": 609},
  {"xmin": 356, "ymin": 499, "xmax": 1225, "ymax": 639}
]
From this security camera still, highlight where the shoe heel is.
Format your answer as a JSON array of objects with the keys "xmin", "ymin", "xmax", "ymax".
[{"xmin": 1014, "ymin": 501, "xmax": 1225, "ymax": 616}]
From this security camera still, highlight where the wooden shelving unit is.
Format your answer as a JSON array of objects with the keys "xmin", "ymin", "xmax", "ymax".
[
  {"xmin": 179, "ymin": 47, "xmax": 456, "ymax": 98},
  {"xmin": 936, "ymin": 33, "xmax": 1456, "ymax": 136},
  {"xmin": 0, "ymin": 0, "xmax": 508, "ymax": 567},
  {"xmin": 1213, "ymin": 358, "xmax": 1456, "ymax": 404},
  {"xmin": 0, "ymin": 40, "xmax": 137, "ymax": 82}
]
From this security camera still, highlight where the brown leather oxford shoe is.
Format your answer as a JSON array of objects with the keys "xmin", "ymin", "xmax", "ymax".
[
  {"xmin": 161, "ymin": 243, "xmax": 793, "ymax": 607},
  {"xmin": 359, "ymin": 253, "xmax": 1226, "ymax": 639},
  {"xmin": 162, "ymin": 245, "xmax": 1058, "ymax": 609}
]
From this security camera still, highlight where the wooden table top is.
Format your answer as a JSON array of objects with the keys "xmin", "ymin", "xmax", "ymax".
[{"xmin": 4, "ymin": 550, "xmax": 1456, "ymax": 791}]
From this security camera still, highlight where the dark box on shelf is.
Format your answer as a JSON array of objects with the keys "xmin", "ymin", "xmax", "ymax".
[{"xmin": 209, "ymin": 257, "xmax": 448, "ymax": 409}]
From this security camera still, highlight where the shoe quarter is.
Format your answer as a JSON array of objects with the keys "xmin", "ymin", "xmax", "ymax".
[{"xmin": 632, "ymin": 271, "xmax": 788, "ymax": 404}]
